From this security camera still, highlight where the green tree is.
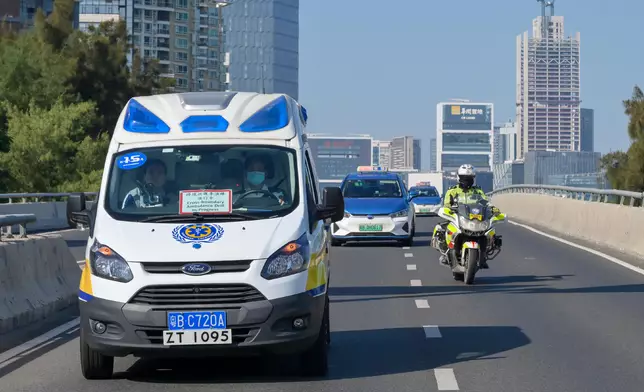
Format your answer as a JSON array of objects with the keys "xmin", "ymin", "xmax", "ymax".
[
  {"xmin": 0, "ymin": 101, "xmax": 107, "ymax": 193},
  {"xmin": 600, "ymin": 151, "xmax": 629, "ymax": 190}
]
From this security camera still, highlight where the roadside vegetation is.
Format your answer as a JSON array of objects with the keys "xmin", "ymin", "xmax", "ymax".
[{"xmin": 0, "ymin": 0, "xmax": 172, "ymax": 193}]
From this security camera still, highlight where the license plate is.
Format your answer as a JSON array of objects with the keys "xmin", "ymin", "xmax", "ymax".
[
  {"xmin": 359, "ymin": 224, "xmax": 383, "ymax": 232},
  {"xmin": 164, "ymin": 310, "xmax": 231, "ymax": 346},
  {"xmin": 421, "ymin": 208, "xmax": 431, "ymax": 212},
  {"xmin": 163, "ymin": 329, "xmax": 232, "ymax": 346}
]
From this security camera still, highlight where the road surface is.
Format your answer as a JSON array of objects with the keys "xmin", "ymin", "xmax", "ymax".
[{"xmin": 2, "ymin": 218, "xmax": 644, "ymax": 391}]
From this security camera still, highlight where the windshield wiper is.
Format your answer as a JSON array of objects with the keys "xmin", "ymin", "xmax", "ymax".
[{"xmin": 140, "ymin": 212, "xmax": 260, "ymax": 223}]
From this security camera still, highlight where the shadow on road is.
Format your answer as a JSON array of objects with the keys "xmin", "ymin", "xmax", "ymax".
[{"xmin": 117, "ymin": 325, "xmax": 530, "ymax": 383}]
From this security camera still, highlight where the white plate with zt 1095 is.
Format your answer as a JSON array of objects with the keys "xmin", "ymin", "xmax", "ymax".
[{"xmin": 163, "ymin": 310, "xmax": 232, "ymax": 346}]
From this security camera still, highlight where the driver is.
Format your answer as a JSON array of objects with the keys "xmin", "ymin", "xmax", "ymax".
[
  {"xmin": 122, "ymin": 159, "xmax": 169, "ymax": 209},
  {"xmin": 434, "ymin": 164, "xmax": 500, "ymax": 269},
  {"xmin": 239, "ymin": 155, "xmax": 286, "ymax": 206}
]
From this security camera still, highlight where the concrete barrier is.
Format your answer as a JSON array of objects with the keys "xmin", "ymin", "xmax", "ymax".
[
  {"xmin": 491, "ymin": 193, "xmax": 644, "ymax": 258},
  {"xmin": 0, "ymin": 234, "xmax": 80, "ymax": 334}
]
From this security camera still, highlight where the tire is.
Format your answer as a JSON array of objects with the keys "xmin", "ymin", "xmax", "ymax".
[
  {"xmin": 464, "ymin": 248, "xmax": 479, "ymax": 285},
  {"xmin": 80, "ymin": 334, "xmax": 114, "ymax": 380},
  {"xmin": 299, "ymin": 296, "xmax": 329, "ymax": 377},
  {"xmin": 453, "ymin": 272, "xmax": 464, "ymax": 281},
  {"xmin": 401, "ymin": 236, "xmax": 413, "ymax": 247}
]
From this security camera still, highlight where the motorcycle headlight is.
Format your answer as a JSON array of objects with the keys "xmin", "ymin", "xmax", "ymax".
[
  {"xmin": 458, "ymin": 216, "xmax": 489, "ymax": 232},
  {"xmin": 390, "ymin": 209, "xmax": 408, "ymax": 218},
  {"xmin": 89, "ymin": 241, "xmax": 133, "ymax": 283},
  {"xmin": 261, "ymin": 232, "xmax": 310, "ymax": 280}
]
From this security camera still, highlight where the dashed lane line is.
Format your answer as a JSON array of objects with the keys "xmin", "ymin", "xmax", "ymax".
[
  {"xmin": 410, "ymin": 279, "xmax": 422, "ymax": 286},
  {"xmin": 423, "ymin": 325, "xmax": 442, "ymax": 338},
  {"xmin": 0, "ymin": 317, "xmax": 80, "ymax": 370},
  {"xmin": 415, "ymin": 299, "xmax": 430, "ymax": 309},
  {"xmin": 406, "ymin": 264, "xmax": 417, "ymax": 271},
  {"xmin": 404, "ymin": 253, "xmax": 414, "ymax": 258},
  {"xmin": 434, "ymin": 368, "xmax": 460, "ymax": 390},
  {"xmin": 403, "ymin": 246, "xmax": 411, "ymax": 250}
]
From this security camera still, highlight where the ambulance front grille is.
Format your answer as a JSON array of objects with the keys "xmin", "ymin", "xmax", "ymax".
[{"xmin": 129, "ymin": 284, "xmax": 266, "ymax": 306}]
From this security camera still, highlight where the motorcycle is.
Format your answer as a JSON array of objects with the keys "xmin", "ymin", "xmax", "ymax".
[{"xmin": 430, "ymin": 193, "xmax": 506, "ymax": 284}]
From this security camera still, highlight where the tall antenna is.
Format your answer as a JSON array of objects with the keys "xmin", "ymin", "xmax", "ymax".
[{"xmin": 536, "ymin": 0, "xmax": 547, "ymax": 38}]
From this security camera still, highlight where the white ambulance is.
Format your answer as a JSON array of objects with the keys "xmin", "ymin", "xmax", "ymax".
[{"xmin": 69, "ymin": 91, "xmax": 344, "ymax": 379}]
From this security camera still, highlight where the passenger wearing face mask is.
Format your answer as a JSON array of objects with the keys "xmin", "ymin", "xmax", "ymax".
[{"xmin": 242, "ymin": 155, "xmax": 286, "ymax": 206}]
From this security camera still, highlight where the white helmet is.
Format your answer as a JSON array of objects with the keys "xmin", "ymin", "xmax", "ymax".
[{"xmin": 457, "ymin": 164, "xmax": 476, "ymax": 189}]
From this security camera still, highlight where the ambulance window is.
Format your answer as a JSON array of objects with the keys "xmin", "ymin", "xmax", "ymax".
[{"xmin": 304, "ymin": 151, "xmax": 319, "ymax": 204}]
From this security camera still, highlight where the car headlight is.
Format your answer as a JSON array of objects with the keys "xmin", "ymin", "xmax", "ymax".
[
  {"xmin": 390, "ymin": 209, "xmax": 408, "ymax": 218},
  {"xmin": 458, "ymin": 216, "xmax": 489, "ymax": 232},
  {"xmin": 343, "ymin": 211, "xmax": 351, "ymax": 219},
  {"xmin": 89, "ymin": 241, "xmax": 133, "ymax": 283},
  {"xmin": 261, "ymin": 232, "xmax": 310, "ymax": 280}
]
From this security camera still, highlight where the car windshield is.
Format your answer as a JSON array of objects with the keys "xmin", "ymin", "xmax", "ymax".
[
  {"xmin": 104, "ymin": 145, "xmax": 299, "ymax": 222},
  {"xmin": 341, "ymin": 178, "xmax": 402, "ymax": 198},
  {"xmin": 410, "ymin": 187, "xmax": 439, "ymax": 197}
]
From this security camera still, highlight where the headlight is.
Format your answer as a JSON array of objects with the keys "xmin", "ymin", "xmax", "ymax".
[
  {"xmin": 390, "ymin": 209, "xmax": 408, "ymax": 218},
  {"xmin": 89, "ymin": 241, "xmax": 133, "ymax": 283},
  {"xmin": 458, "ymin": 216, "xmax": 489, "ymax": 232},
  {"xmin": 343, "ymin": 211, "xmax": 351, "ymax": 219},
  {"xmin": 261, "ymin": 232, "xmax": 310, "ymax": 280}
]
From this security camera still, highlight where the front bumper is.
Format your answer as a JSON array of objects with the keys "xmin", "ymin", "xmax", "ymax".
[
  {"xmin": 414, "ymin": 204, "xmax": 441, "ymax": 216},
  {"xmin": 80, "ymin": 288, "xmax": 325, "ymax": 358},
  {"xmin": 331, "ymin": 215, "xmax": 411, "ymax": 241}
]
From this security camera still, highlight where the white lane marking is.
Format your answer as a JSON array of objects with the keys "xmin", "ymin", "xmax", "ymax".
[
  {"xmin": 406, "ymin": 264, "xmax": 417, "ymax": 271},
  {"xmin": 77, "ymin": 260, "xmax": 85, "ymax": 264},
  {"xmin": 66, "ymin": 327, "xmax": 80, "ymax": 335},
  {"xmin": 410, "ymin": 279, "xmax": 422, "ymax": 286},
  {"xmin": 509, "ymin": 220, "xmax": 644, "ymax": 277},
  {"xmin": 434, "ymin": 368, "xmax": 460, "ymax": 390},
  {"xmin": 403, "ymin": 246, "xmax": 411, "ymax": 250},
  {"xmin": 423, "ymin": 325, "xmax": 442, "ymax": 338},
  {"xmin": 415, "ymin": 299, "xmax": 430, "ymax": 308},
  {"xmin": 0, "ymin": 337, "xmax": 63, "ymax": 369},
  {"xmin": 404, "ymin": 253, "xmax": 413, "ymax": 258},
  {"xmin": 0, "ymin": 317, "xmax": 80, "ymax": 369}
]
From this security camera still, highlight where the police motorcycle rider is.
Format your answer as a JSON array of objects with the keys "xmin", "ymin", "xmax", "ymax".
[{"xmin": 435, "ymin": 164, "xmax": 500, "ymax": 269}]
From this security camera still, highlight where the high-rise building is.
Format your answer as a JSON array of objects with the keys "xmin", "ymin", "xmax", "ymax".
[
  {"xmin": 580, "ymin": 108, "xmax": 594, "ymax": 152},
  {"xmin": 224, "ymin": 0, "xmax": 299, "ymax": 100},
  {"xmin": 493, "ymin": 120, "xmax": 518, "ymax": 163},
  {"xmin": 412, "ymin": 139, "xmax": 421, "ymax": 170},
  {"xmin": 372, "ymin": 140, "xmax": 391, "ymax": 168},
  {"xmin": 79, "ymin": 0, "xmax": 230, "ymax": 93},
  {"xmin": 390, "ymin": 136, "xmax": 418, "ymax": 170},
  {"xmin": 429, "ymin": 138, "xmax": 437, "ymax": 171},
  {"xmin": 436, "ymin": 101, "xmax": 494, "ymax": 173},
  {"xmin": 3, "ymin": 0, "xmax": 80, "ymax": 30},
  {"xmin": 516, "ymin": 1, "xmax": 580, "ymax": 158}
]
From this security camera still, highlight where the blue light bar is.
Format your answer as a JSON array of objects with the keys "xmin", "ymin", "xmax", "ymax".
[
  {"xmin": 180, "ymin": 115, "xmax": 229, "ymax": 133},
  {"xmin": 239, "ymin": 96, "xmax": 290, "ymax": 132},
  {"xmin": 123, "ymin": 99, "xmax": 171, "ymax": 134},
  {"xmin": 300, "ymin": 105, "xmax": 308, "ymax": 124}
]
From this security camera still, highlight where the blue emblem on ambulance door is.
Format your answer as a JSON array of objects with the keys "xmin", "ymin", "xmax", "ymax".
[{"xmin": 172, "ymin": 223, "xmax": 224, "ymax": 249}]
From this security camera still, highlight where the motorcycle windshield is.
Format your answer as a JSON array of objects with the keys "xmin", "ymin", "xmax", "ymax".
[{"xmin": 455, "ymin": 194, "xmax": 492, "ymax": 221}]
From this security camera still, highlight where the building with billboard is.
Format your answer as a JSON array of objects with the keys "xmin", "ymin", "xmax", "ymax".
[
  {"xmin": 306, "ymin": 134, "xmax": 373, "ymax": 186},
  {"xmin": 436, "ymin": 101, "xmax": 494, "ymax": 174},
  {"xmin": 516, "ymin": 2, "xmax": 581, "ymax": 158}
]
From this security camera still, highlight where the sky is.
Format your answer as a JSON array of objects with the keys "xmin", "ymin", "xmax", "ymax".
[{"xmin": 298, "ymin": 0, "xmax": 644, "ymax": 168}]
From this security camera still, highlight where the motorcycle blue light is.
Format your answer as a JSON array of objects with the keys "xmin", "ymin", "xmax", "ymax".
[
  {"xmin": 180, "ymin": 115, "xmax": 229, "ymax": 133},
  {"xmin": 239, "ymin": 96, "xmax": 290, "ymax": 132},
  {"xmin": 123, "ymin": 99, "xmax": 171, "ymax": 134}
]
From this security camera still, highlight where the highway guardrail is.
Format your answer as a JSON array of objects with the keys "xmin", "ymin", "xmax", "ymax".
[
  {"xmin": 488, "ymin": 185, "xmax": 644, "ymax": 207},
  {"xmin": 0, "ymin": 214, "xmax": 37, "ymax": 240}
]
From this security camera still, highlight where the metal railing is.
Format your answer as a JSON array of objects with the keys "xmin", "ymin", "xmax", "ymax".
[
  {"xmin": 488, "ymin": 185, "xmax": 644, "ymax": 207},
  {"xmin": 0, "ymin": 192, "xmax": 98, "ymax": 203},
  {"xmin": 0, "ymin": 214, "xmax": 37, "ymax": 240}
]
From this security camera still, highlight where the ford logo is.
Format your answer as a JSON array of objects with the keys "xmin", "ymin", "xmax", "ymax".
[
  {"xmin": 181, "ymin": 263, "xmax": 212, "ymax": 276},
  {"xmin": 367, "ymin": 215, "xmax": 374, "ymax": 220}
]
